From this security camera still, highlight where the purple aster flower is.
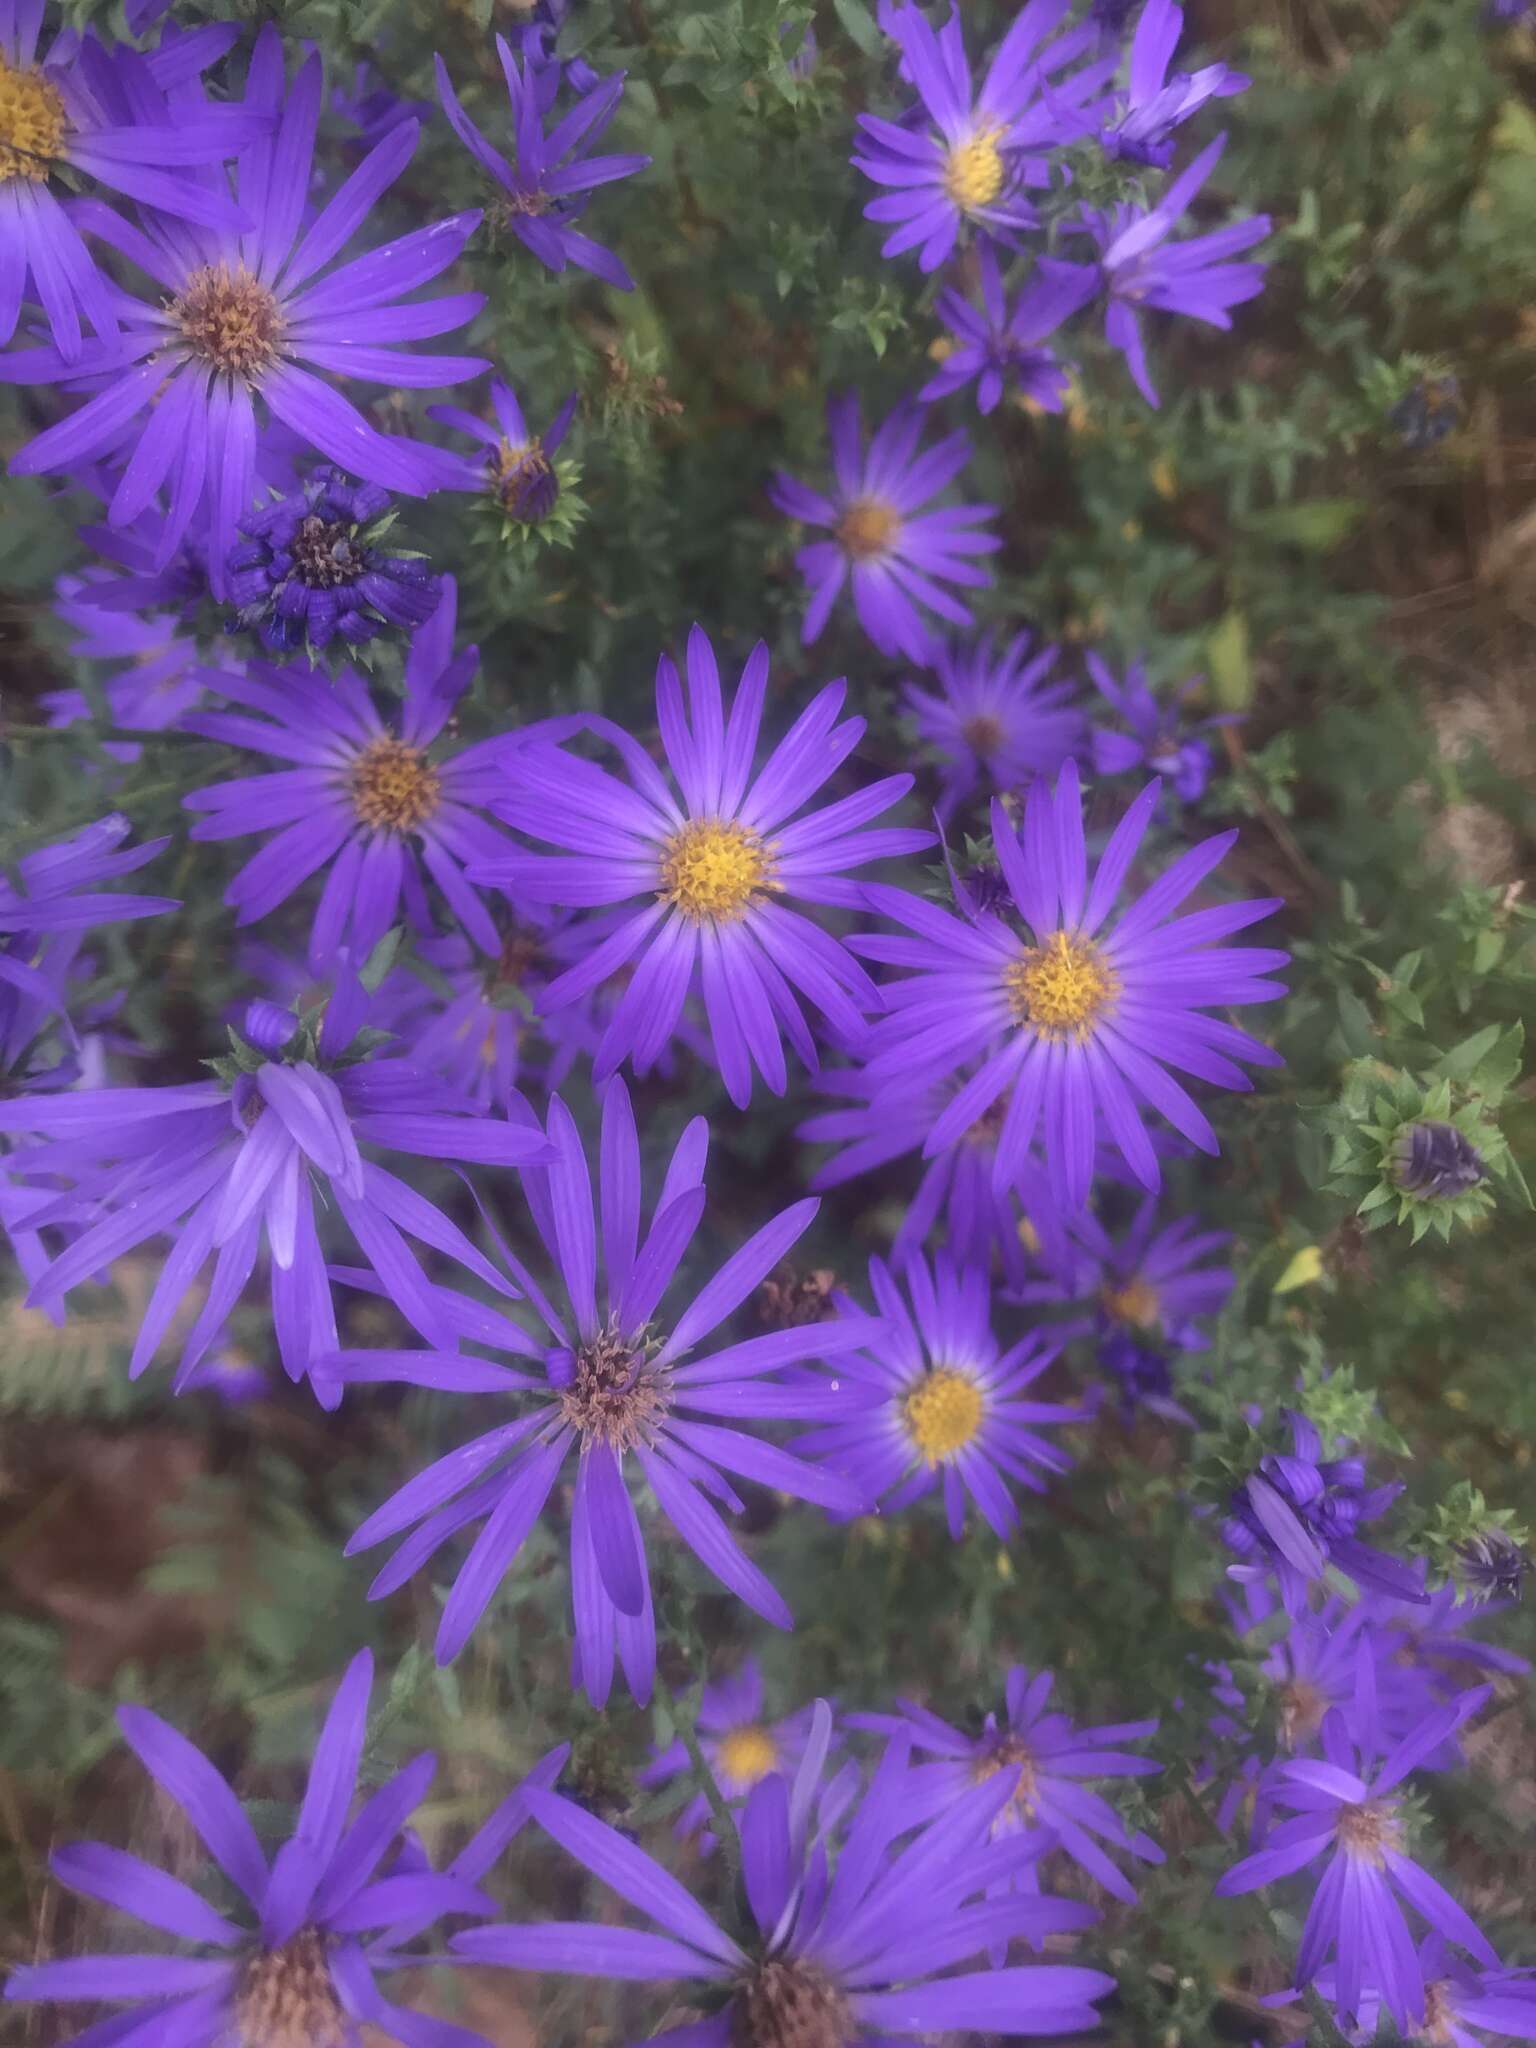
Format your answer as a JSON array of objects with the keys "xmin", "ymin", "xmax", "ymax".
[
  {"xmin": 0, "ymin": 985, "xmax": 550, "ymax": 1400},
  {"xmin": 1395, "ymin": 1118, "xmax": 1487, "ymax": 1200},
  {"xmin": 2, "ymin": 27, "xmax": 487, "ymax": 585},
  {"xmin": 922, "ymin": 245, "xmax": 1097, "ymax": 415},
  {"xmin": 638, "ymin": 1657, "xmax": 833, "ymax": 1849},
  {"xmin": 1456, "ymin": 1526, "xmax": 1531, "ymax": 1604},
  {"xmin": 1389, "ymin": 374, "xmax": 1462, "ymax": 447},
  {"xmin": 0, "ymin": 1649, "xmax": 538, "ymax": 2048},
  {"xmin": 853, "ymin": 759, "xmax": 1288, "ymax": 1210},
  {"xmin": 0, "ymin": 813, "xmax": 174, "ymax": 1039},
  {"xmin": 452, "ymin": 1718, "xmax": 1116, "ymax": 2043},
  {"xmin": 852, "ymin": 1, "xmax": 1113, "ymax": 273},
  {"xmin": 1073, "ymin": 134, "xmax": 1269, "ymax": 406},
  {"xmin": 799, "ymin": 1066, "xmax": 1073, "ymax": 1290},
  {"xmin": 183, "ymin": 580, "xmax": 567, "ymax": 969},
  {"xmin": 1222, "ymin": 1410, "xmax": 1429, "ymax": 1615},
  {"xmin": 0, "ymin": 9, "xmax": 265, "ymax": 359},
  {"xmin": 1098, "ymin": 0, "xmax": 1249, "ymax": 168},
  {"xmin": 475, "ymin": 625, "xmax": 932, "ymax": 1107},
  {"xmin": 1088, "ymin": 651, "xmax": 1235, "ymax": 802},
  {"xmin": 1371, "ymin": 1569, "xmax": 1532, "ymax": 1690},
  {"xmin": 429, "ymin": 374, "xmax": 578, "ymax": 525},
  {"xmin": 435, "ymin": 37, "xmax": 650, "ymax": 290},
  {"xmin": 225, "ymin": 465, "xmax": 440, "ymax": 655},
  {"xmin": 329, "ymin": 58, "xmax": 431, "ymax": 149},
  {"xmin": 1039, "ymin": 1195, "xmax": 1232, "ymax": 1420},
  {"xmin": 1280, "ymin": 1935, "xmax": 1536, "ymax": 2048},
  {"xmin": 42, "ymin": 569, "xmax": 208, "ymax": 758},
  {"xmin": 1215, "ymin": 1693, "xmax": 1497, "ymax": 2031},
  {"xmin": 770, "ymin": 393, "xmax": 1001, "ymax": 663},
  {"xmin": 903, "ymin": 627, "xmax": 1085, "ymax": 820},
  {"xmin": 793, "ymin": 1250, "xmax": 1083, "ymax": 1539},
  {"xmin": 855, "ymin": 1665, "xmax": 1164, "ymax": 1908},
  {"xmin": 321, "ymin": 1077, "xmax": 876, "ymax": 1698}
]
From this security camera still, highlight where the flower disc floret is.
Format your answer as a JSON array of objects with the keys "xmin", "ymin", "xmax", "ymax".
[
  {"xmin": 1005, "ymin": 931, "xmax": 1119, "ymax": 1040},
  {"xmin": 734, "ymin": 1959, "xmax": 855, "ymax": 2048},
  {"xmin": 559, "ymin": 1319, "xmax": 669, "ymax": 1451},
  {"xmin": 0, "ymin": 54, "xmax": 66, "ymax": 177},
  {"xmin": 836, "ymin": 496, "xmax": 901, "ymax": 562},
  {"xmin": 235, "ymin": 1927, "xmax": 348, "ymax": 2048},
  {"xmin": 350, "ymin": 738, "xmax": 443, "ymax": 832},
  {"xmin": 661, "ymin": 818, "xmax": 773, "ymax": 922},
  {"xmin": 943, "ymin": 128, "xmax": 1006, "ymax": 211},
  {"xmin": 716, "ymin": 1725, "xmax": 779, "ymax": 1786},
  {"xmin": 172, "ymin": 262, "xmax": 284, "ymax": 377},
  {"xmin": 904, "ymin": 1365, "xmax": 984, "ymax": 1463}
]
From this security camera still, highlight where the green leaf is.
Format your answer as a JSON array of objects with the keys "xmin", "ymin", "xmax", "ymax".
[
  {"xmin": 1206, "ymin": 609, "xmax": 1252, "ymax": 710},
  {"xmin": 1241, "ymin": 499, "xmax": 1365, "ymax": 551},
  {"xmin": 830, "ymin": 0, "xmax": 884, "ymax": 58}
]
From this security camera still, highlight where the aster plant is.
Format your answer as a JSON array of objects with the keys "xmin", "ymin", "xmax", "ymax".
[
  {"xmin": 793, "ymin": 1250, "xmax": 1084, "ymax": 1540},
  {"xmin": 430, "ymin": 374, "xmax": 581, "ymax": 538},
  {"xmin": 853, "ymin": 759, "xmax": 1288, "ymax": 1210},
  {"xmin": 2, "ymin": 27, "xmax": 488, "ymax": 580},
  {"xmin": 1, "ymin": 1650, "xmax": 532, "ymax": 2048},
  {"xmin": 921, "ymin": 245, "xmax": 1096, "ymax": 416},
  {"xmin": 903, "ymin": 627, "xmax": 1085, "ymax": 821},
  {"xmin": 0, "ymin": 984, "xmax": 547, "ymax": 1393},
  {"xmin": 225, "ymin": 465, "xmax": 440, "ymax": 655},
  {"xmin": 770, "ymin": 393, "xmax": 1001, "ymax": 663},
  {"xmin": 453, "ymin": 1721, "xmax": 1116, "ymax": 2045},
  {"xmin": 435, "ymin": 36, "xmax": 650, "ymax": 289},
  {"xmin": 1216, "ymin": 1692, "xmax": 1498, "ymax": 2031},
  {"xmin": 182, "ymin": 579, "xmax": 569, "ymax": 968},
  {"xmin": 0, "ymin": 8, "xmax": 266, "ymax": 358},
  {"xmin": 855, "ymin": 1664, "xmax": 1165, "ymax": 1908},
  {"xmin": 320, "ymin": 1076, "xmax": 878, "ymax": 1698},
  {"xmin": 638, "ymin": 1656, "xmax": 833, "ymax": 1848},
  {"xmin": 476, "ymin": 624, "xmax": 932, "ymax": 1106}
]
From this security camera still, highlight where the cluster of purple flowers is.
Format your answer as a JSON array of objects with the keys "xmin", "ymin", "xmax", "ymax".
[{"xmin": 1, "ymin": 4, "xmax": 1520, "ymax": 2045}]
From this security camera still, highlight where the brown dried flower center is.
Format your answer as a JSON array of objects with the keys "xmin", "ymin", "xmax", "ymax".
[
  {"xmin": 1278, "ymin": 1677, "xmax": 1328, "ymax": 1750},
  {"xmin": 172, "ymin": 263, "xmax": 284, "ymax": 377},
  {"xmin": 961, "ymin": 712, "xmax": 1007, "ymax": 758},
  {"xmin": 732, "ymin": 1959, "xmax": 854, "ymax": 2048},
  {"xmin": 974, "ymin": 1732, "xmax": 1039, "ymax": 1820},
  {"xmin": 1102, "ymin": 1277, "xmax": 1160, "ymax": 1330},
  {"xmin": 350, "ymin": 738, "xmax": 442, "ymax": 832},
  {"xmin": 836, "ymin": 496, "xmax": 901, "ymax": 561},
  {"xmin": 292, "ymin": 516, "xmax": 362, "ymax": 588},
  {"xmin": 560, "ymin": 1319, "xmax": 668, "ymax": 1451},
  {"xmin": 1336, "ymin": 1798, "xmax": 1400, "ymax": 1867},
  {"xmin": 235, "ymin": 1927, "xmax": 348, "ymax": 2048},
  {"xmin": 0, "ymin": 56, "xmax": 68, "ymax": 180}
]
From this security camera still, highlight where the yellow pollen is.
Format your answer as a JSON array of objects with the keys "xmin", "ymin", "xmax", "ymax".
[
  {"xmin": 660, "ymin": 818, "xmax": 773, "ymax": 922},
  {"xmin": 961, "ymin": 712, "xmax": 1007, "ymax": 758},
  {"xmin": 171, "ymin": 262, "xmax": 284, "ymax": 377},
  {"xmin": 1005, "ymin": 930, "xmax": 1118, "ymax": 1041},
  {"xmin": 836, "ymin": 495, "xmax": 901, "ymax": 562},
  {"xmin": 943, "ymin": 127, "xmax": 1006, "ymax": 212},
  {"xmin": 716, "ymin": 1724, "xmax": 779, "ymax": 1787},
  {"xmin": 0, "ymin": 55, "xmax": 66, "ymax": 180},
  {"xmin": 349, "ymin": 738, "xmax": 442, "ymax": 832},
  {"xmin": 903, "ymin": 1366, "xmax": 984, "ymax": 1464},
  {"xmin": 235, "ymin": 1927, "xmax": 348, "ymax": 2048},
  {"xmin": 1102, "ymin": 1277, "xmax": 1160, "ymax": 1330},
  {"xmin": 1018, "ymin": 1216, "xmax": 1042, "ymax": 1256},
  {"xmin": 1336, "ymin": 1799, "xmax": 1401, "ymax": 1867}
]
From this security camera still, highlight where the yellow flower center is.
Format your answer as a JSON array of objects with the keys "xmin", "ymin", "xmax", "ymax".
[
  {"xmin": 660, "ymin": 818, "xmax": 773, "ymax": 922},
  {"xmin": 961, "ymin": 712, "xmax": 1007, "ymax": 758},
  {"xmin": 349, "ymin": 738, "xmax": 442, "ymax": 832},
  {"xmin": 836, "ymin": 496, "xmax": 901, "ymax": 562},
  {"xmin": 171, "ymin": 262, "xmax": 284, "ymax": 377},
  {"xmin": 716, "ymin": 1724, "xmax": 779, "ymax": 1787},
  {"xmin": 235, "ymin": 1927, "xmax": 348, "ymax": 2048},
  {"xmin": 1018, "ymin": 1217, "xmax": 1042, "ymax": 1256},
  {"xmin": 1005, "ymin": 931, "xmax": 1118, "ymax": 1041},
  {"xmin": 943, "ymin": 127, "xmax": 1006, "ymax": 212},
  {"xmin": 903, "ymin": 1366, "xmax": 984, "ymax": 1464},
  {"xmin": 0, "ymin": 55, "xmax": 67, "ymax": 181},
  {"xmin": 1102, "ymin": 1277, "xmax": 1160, "ymax": 1330}
]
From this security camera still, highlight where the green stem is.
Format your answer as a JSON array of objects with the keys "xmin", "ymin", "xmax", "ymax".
[
  {"xmin": 1301, "ymin": 1984, "xmax": 1356, "ymax": 2047},
  {"xmin": 654, "ymin": 1671, "xmax": 741, "ymax": 1888}
]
